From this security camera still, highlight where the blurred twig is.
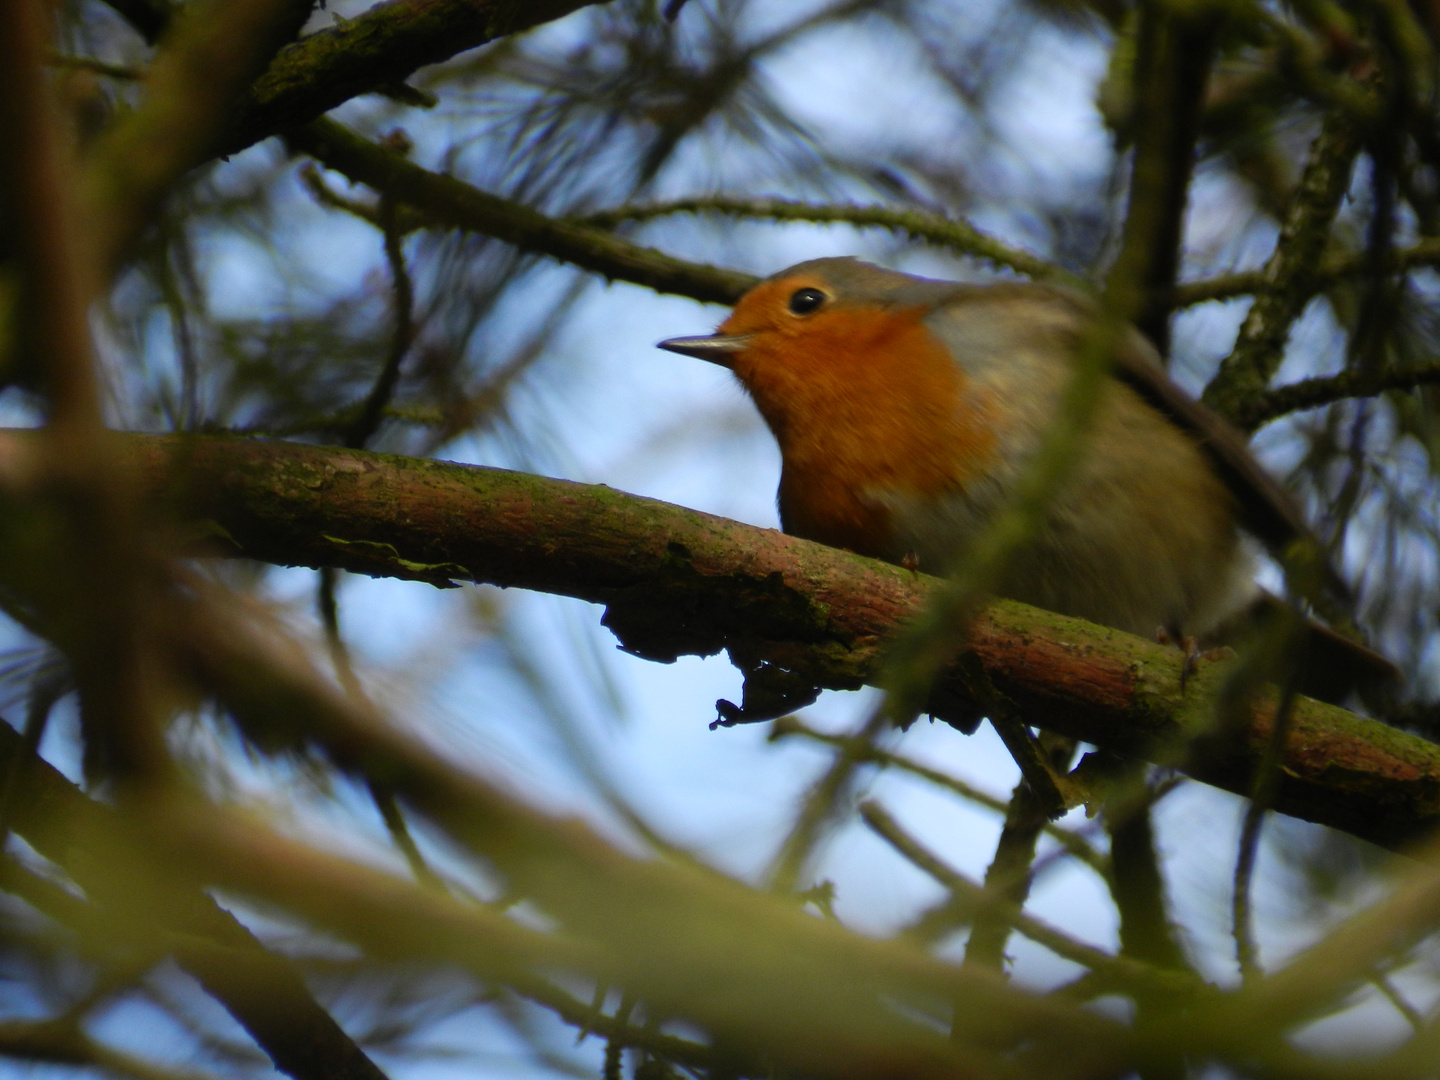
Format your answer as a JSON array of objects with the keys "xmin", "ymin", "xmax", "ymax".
[
  {"xmin": 769, "ymin": 716, "xmax": 1110, "ymax": 881},
  {"xmin": 0, "ymin": 723, "xmax": 395, "ymax": 1080},
  {"xmin": 1105, "ymin": 0, "xmax": 1221, "ymax": 354},
  {"xmin": 0, "ymin": 1017, "xmax": 222, "ymax": 1080},
  {"xmin": 81, "ymin": 0, "xmax": 317, "ymax": 278},
  {"xmin": 140, "ymin": 718, "xmax": 1117, "ymax": 1080},
  {"xmin": 861, "ymin": 801, "xmax": 1194, "ymax": 998},
  {"xmin": 0, "ymin": 0, "xmax": 164, "ymax": 779}
]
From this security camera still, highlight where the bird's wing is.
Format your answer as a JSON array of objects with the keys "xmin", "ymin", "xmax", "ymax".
[{"xmin": 1108, "ymin": 333, "xmax": 1317, "ymax": 561}]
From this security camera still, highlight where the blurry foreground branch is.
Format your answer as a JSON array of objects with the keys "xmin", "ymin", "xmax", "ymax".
[{"xmin": 10, "ymin": 431, "xmax": 1433, "ymax": 852}]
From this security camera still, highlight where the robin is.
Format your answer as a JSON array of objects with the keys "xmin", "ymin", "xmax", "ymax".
[{"xmin": 658, "ymin": 256, "xmax": 1394, "ymax": 709}]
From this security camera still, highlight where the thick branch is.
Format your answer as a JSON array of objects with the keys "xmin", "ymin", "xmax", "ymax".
[{"xmin": 27, "ymin": 431, "xmax": 1430, "ymax": 852}]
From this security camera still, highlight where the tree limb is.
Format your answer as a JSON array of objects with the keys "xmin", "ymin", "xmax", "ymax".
[
  {"xmin": 576, "ymin": 196, "xmax": 1061, "ymax": 281},
  {"xmin": 1202, "ymin": 115, "xmax": 1364, "ymax": 428},
  {"xmin": 12, "ymin": 430, "xmax": 1429, "ymax": 852},
  {"xmin": 288, "ymin": 119, "xmax": 756, "ymax": 305},
  {"xmin": 1242, "ymin": 362, "xmax": 1440, "ymax": 428}
]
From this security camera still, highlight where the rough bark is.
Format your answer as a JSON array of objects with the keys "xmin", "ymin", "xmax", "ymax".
[{"xmin": 7, "ymin": 431, "xmax": 1432, "ymax": 851}]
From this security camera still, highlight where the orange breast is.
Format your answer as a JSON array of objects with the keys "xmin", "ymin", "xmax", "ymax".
[{"xmin": 724, "ymin": 304, "xmax": 997, "ymax": 557}]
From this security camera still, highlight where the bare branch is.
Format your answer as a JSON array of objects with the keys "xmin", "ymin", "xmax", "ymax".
[
  {"xmin": 289, "ymin": 120, "xmax": 756, "ymax": 305},
  {"xmin": 860, "ymin": 801, "xmax": 1191, "ymax": 998},
  {"xmin": 577, "ymin": 196, "xmax": 1062, "ymax": 281},
  {"xmin": 1202, "ymin": 115, "xmax": 1364, "ymax": 429}
]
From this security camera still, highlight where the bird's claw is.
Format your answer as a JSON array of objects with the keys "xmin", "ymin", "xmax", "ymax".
[{"xmin": 712, "ymin": 663, "xmax": 820, "ymax": 728}]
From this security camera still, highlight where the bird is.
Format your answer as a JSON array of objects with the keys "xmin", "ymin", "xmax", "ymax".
[{"xmin": 657, "ymin": 256, "xmax": 1394, "ymax": 709}]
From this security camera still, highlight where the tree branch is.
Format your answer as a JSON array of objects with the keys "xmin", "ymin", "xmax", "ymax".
[
  {"xmin": 1242, "ymin": 361, "xmax": 1440, "ymax": 427},
  {"xmin": 14, "ymin": 430, "xmax": 1433, "ymax": 852},
  {"xmin": 1105, "ymin": 1, "xmax": 1221, "ymax": 353},
  {"xmin": 223, "ymin": 0, "xmax": 607, "ymax": 156},
  {"xmin": 576, "ymin": 196, "xmax": 1062, "ymax": 281},
  {"xmin": 82, "ymin": 0, "xmax": 317, "ymax": 277},
  {"xmin": 0, "ymin": 722, "xmax": 394, "ymax": 1080},
  {"xmin": 1202, "ymin": 114, "xmax": 1364, "ymax": 428},
  {"xmin": 289, "ymin": 120, "xmax": 755, "ymax": 305}
]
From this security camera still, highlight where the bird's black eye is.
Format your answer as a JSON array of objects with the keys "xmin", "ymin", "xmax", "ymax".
[{"xmin": 787, "ymin": 287, "xmax": 827, "ymax": 315}]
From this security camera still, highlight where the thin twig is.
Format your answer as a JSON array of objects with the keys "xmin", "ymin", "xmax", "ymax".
[
  {"xmin": 860, "ymin": 801, "xmax": 1197, "ymax": 999},
  {"xmin": 316, "ymin": 567, "xmax": 444, "ymax": 891},
  {"xmin": 1170, "ymin": 236, "xmax": 1440, "ymax": 310},
  {"xmin": 297, "ymin": 162, "xmax": 428, "ymax": 234},
  {"xmin": 576, "ymin": 196, "xmax": 1062, "ymax": 282},
  {"xmin": 1370, "ymin": 971, "xmax": 1424, "ymax": 1032},
  {"xmin": 766, "ymin": 707, "xmax": 890, "ymax": 895},
  {"xmin": 345, "ymin": 190, "xmax": 416, "ymax": 449},
  {"xmin": 1242, "ymin": 362, "xmax": 1440, "ymax": 427},
  {"xmin": 1202, "ymin": 113, "xmax": 1364, "ymax": 429},
  {"xmin": 769, "ymin": 716, "xmax": 1110, "ymax": 881},
  {"xmin": 1234, "ymin": 677, "xmax": 1303, "ymax": 982}
]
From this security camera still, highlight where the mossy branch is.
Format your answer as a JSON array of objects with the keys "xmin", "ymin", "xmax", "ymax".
[
  {"xmin": 1202, "ymin": 114, "xmax": 1364, "ymax": 428},
  {"xmin": 18, "ymin": 430, "xmax": 1437, "ymax": 853},
  {"xmin": 576, "ymin": 196, "xmax": 1063, "ymax": 281},
  {"xmin": 1241, "ymin": 362, "xmax": 1440, "ymax": 428}
]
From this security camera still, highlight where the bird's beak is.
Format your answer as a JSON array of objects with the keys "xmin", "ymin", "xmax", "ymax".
[{"xmin": 657, "ymin": 333, "xmax": 754, "ymax": 367}]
